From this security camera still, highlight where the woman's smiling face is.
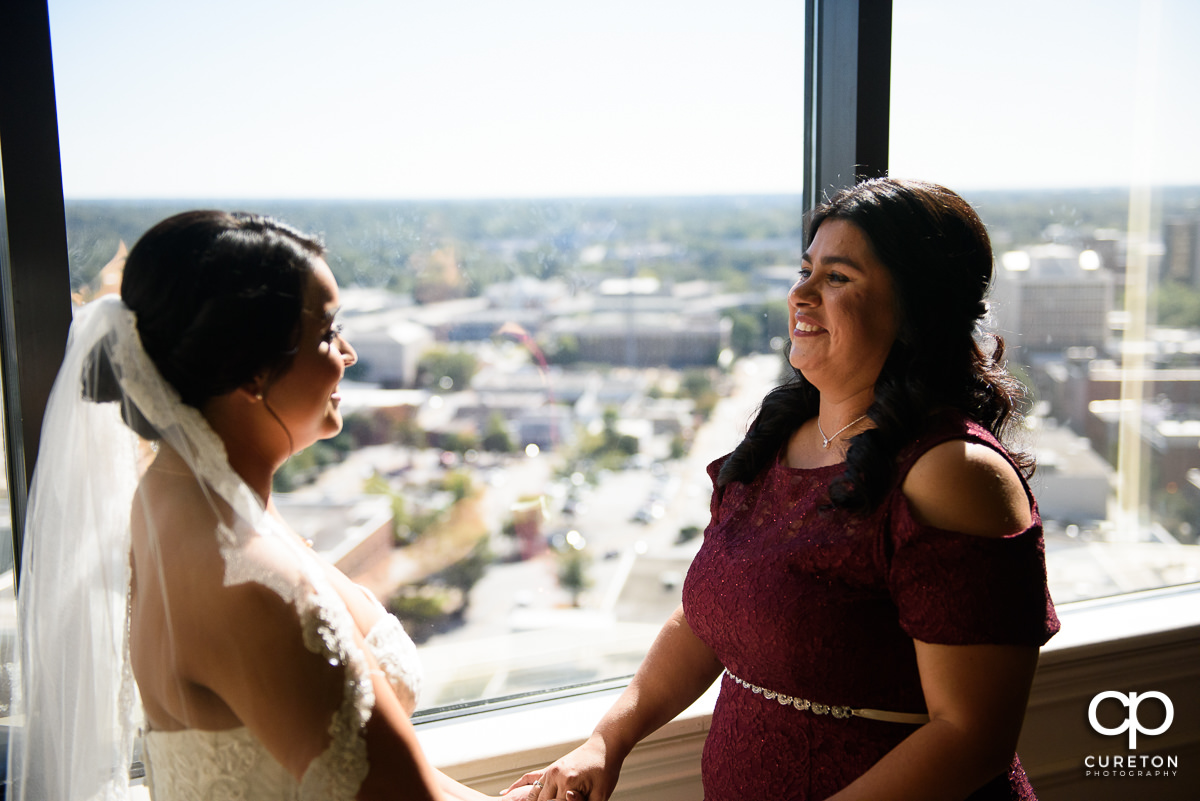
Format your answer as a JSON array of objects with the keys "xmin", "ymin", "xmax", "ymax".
[
  {"xmin": 262, "ymin": 259, "xmax": 356, "ymax": 452},
  {"xmin": 787, "ymin": 218, "xmax": 900, "ymax": 397}
]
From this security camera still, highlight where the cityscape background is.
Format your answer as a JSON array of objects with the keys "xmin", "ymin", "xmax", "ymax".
[
  {"xmin": 56, "ymin": 186, "xmax": 1200, "ymax": 710},
  {"xmin": 23, "ymin": 0, "xmax": 1200, "ymax": 714}
]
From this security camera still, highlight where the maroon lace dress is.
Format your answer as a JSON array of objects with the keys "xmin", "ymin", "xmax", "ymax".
[{"xmin": 682, "ymin": 414, "xmax": 1060, "ymax": 800}]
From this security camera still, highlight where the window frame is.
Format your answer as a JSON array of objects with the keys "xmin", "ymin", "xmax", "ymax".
[
  {"xmin": 0, "ymin": 0, "xmax": 912, "ymax": 724},
  {"xmin": 4, "ymin": 4, "xmax": 1197, "ymax": 796},
  {"xmin": 0, "ymin": 0, "xmax": 73, "ymax": 582}
]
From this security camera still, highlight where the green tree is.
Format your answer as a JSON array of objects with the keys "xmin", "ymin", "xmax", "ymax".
[
  {"xmin": 272, "ymin": 441, "xmax": 344, "ymax": 492},
  {"xmin": 442, "ymin": 470, "xmax": 475, "ymax": 503},
  {"xmin": 541, "ymin": 333, "xmax": 580, "ymax": 365},
  {"xmin": 394, "ymin": 417, "xmax": 427, "ymax": 448},
  {"xmin": 363, "ymin": 472, "xmax": 412, "ymax": 543},
  {"xmin": 557, "ymin": 547, "xmax": 593, "ymax": 607},
  {"xmin": 679, "ymin": 369, "xmax": 714, "ymax": 399},
  {"xmin": 437, "ymin": 538, "xmax": 493, "ymax": 598},
  {"xmin": 728, "ymin": 308, "xmax": 765, "ymax": 355},
  {"xmin": 678, "ymin": 369, "xmax": 719, "ymax": 422},
  {"xmin": 438, "ymin": 429, "xmax": 479, "ymax": 454},
  {"xmin": 481, "ymin": 412, "xmax": 515, "ymax": 452},
  {"xmin": 417, "ymin": 348, "xmax": 478, "ymax": 392},
  {"xmin": 1155, "ymin": 281, "xmax": 1200, "ymax": 328},
  {"xmin": 669, "ymin": 433, "xmax": 688, "ymax": 460}
]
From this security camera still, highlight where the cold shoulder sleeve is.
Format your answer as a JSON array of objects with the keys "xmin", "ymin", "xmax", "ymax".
[
  {"xmin": 887, "ymin": 512, "xmax": 1059, "ymax": 646},
  {"xmin": 885, "ymin": 429, "xmax": 1060, "ymax": 647}
]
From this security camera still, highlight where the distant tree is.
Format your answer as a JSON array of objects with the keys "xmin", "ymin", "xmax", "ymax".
[
  {"xmin": 669, "ymin": 433, "xmax": 688, "ymax": 460},
  {"xmin": 679, "ymin": 369, "xmax": 715, "ymax": 399},
  {"xmin": 676, "ymin": 369, "xmax": 719, "ymax": 420},
  {"xmin": 272, "ymin": 441, "xmax": 344, "ymax": 492},
  {"xmin": 481, "ymin": 412, "xmax": 515, "ymax": 452},
  {"xmin": 541, "ymin": 333, "xmax": 581, "ymax": 365},
  {"xmin": 557, "ymin": 547, "xmax": 593, "ymax": 607},
  {"xmin": 394, "ymin": 418, "xmax": 427, "ymax": 448},
  {"xmin": 437, "ymin": 538, "xmax": 493, "ymax": 599},
  {"xmin": 362, "ymin": 472, "xmax": 412, "ymax": 543},
  {"xmin": 442, "ymin": 470, "xmax": 475, "ymax": 503},
  {"xmin": 417, "ymin": 348, "xmax": 478, "ymax": 392},
  {"xmin": 1155, "ymin": 282, "xmax": 1200, "ymax": 329},
  {"xmin": 438, "ymin": 430, "xmax": 479, "ymax": 454},
  {"xmin": 727, "ymin": 309, "xmax": 765, "ymax": 355},
  {"xmin": 724, "ymin": 299, "xmax": 792, "ymax": 352},
  {"xmin": 340, "ymin": 411, "xmax": 392, "ymax": 448}
]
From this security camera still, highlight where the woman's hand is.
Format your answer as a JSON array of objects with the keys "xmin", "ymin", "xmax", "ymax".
[{"xmin": 503, "ymin": 734, "xmax": 619, "ymax": 801}]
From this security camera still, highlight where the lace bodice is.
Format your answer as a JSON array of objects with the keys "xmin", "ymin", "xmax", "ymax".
[{"xmin": 143, "ymin": 611, "xmax": 423, "ymax": 801}]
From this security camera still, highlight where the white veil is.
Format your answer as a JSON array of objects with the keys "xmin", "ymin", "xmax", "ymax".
[
  {"xmin": 8, "ymin": 296, "xmax": 145, "ymax": 800},
  {"xmin": 6, "ymin": 294, "xmax": 376, "ymax": 800}
]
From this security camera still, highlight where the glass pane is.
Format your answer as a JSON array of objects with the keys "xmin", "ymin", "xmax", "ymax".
[
  {"xmin": 0, "ymin": 166, "xmax": 17, "ymax": 786},
  {"xmin": 891, "ymin": 0, "xmax": 1200, "ymax": 603},
  {"xmin": 48, "ymin": 0, "xmax": 805, "ymax": 710}
]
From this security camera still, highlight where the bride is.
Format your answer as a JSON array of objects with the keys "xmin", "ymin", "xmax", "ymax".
[{"xmin": 8, "ymin": 211, "xmax": 535, "ymax": 800}]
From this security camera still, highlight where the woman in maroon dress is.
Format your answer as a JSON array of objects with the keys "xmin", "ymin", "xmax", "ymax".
[{"xmin": 508, "ymin": 178, "xmax": 1059, "ymax": 801}]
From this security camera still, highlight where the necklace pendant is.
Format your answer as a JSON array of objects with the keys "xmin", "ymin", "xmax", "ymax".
[{"xmin": 816, "ymin": 413, "xmax": 867, "ymax": 450}]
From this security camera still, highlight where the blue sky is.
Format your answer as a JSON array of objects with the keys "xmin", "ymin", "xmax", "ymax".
[{"xmin": 47, "ymin": 0, "xmax": 1200, "ymax": 199}]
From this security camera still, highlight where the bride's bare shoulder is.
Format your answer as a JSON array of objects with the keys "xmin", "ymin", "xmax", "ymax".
[{"xmin": 132, "ymin": 460, "xmax": 305, "ymax": 594}]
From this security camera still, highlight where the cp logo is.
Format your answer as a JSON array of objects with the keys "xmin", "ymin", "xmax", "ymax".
[{"xmin": 1088, "ymin": 691, "xmax": 1174, "ymax": 749}]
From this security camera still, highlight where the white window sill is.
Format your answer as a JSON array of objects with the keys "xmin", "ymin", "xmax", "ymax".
[{"xmin": 417, "ymin": 582, "xmax": 1200, "ymax": 797}]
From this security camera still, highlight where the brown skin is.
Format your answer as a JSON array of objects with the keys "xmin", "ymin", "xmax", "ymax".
[
  {"xmin": 506, "ymin": 221, "xmax": 1041, "ymax": 801},
  {"xmin": 129, "ymin": 262, "xmax": 498, "ymax": 801}
]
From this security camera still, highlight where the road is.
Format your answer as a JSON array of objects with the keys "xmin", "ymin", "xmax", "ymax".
[{"xmin": 431, "ymin": 353, "xmax": 784, "ymax": 645}]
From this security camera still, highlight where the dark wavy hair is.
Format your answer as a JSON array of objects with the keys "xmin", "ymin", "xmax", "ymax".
[
  {"xmin": 717, "ymin": 178, "xmax": 1032, "ymax": 512},
  {"xmin": 85, "ymin": 211, "xmax": 325, "ymax": 438}
]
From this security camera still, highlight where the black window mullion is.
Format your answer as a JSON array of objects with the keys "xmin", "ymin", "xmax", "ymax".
[
  {"xmin": 0, "ymin": 0, "xmax": 75, "ymax": 581},
  {"xmin": 803, "ymin": 0, "xmax": 893, "ymax": 219}
]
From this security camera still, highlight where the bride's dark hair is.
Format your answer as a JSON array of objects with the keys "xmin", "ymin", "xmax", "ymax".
[
  {"xmin": 84, "ymin": 211, "xmax": 325, "ymax": 439},
  {"xmin": 717, "ymin": 178, "xmax": 1032, "ymax": 512},
  {"xmin": 120, "ymin": 210, "xmax": 325, "ymax": 408}
]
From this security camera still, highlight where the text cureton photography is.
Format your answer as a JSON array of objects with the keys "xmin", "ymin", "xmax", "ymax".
[
  {"xmin": 1084, "ymin": 753, "xmax": 1179, "ymax": 778},
  {"xmin": 1084, "ymin": 690, "xmax": 1181, "ymax": 780}
]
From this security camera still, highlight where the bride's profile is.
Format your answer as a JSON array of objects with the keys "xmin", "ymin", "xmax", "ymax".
[{"xmin": 7, "ymin": 211, "xmax": 522, "ymax": 800}]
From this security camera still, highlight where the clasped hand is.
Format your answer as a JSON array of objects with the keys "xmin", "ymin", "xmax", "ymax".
[{"xmin": 501, "ymin": 736, "xmax": 618, "ymax": 801}]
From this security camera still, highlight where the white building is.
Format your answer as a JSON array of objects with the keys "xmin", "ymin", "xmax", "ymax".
[{"xmin": 990, "ymin": 244, "xmax": 1116, "ymax": 353}]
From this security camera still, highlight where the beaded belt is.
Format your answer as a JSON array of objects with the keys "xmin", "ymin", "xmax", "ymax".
[{"xmin": 723, "ymin": 669, "xmax": 931, "ymax": 725}]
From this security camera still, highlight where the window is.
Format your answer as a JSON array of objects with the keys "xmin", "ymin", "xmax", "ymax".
[
  {"xmin": 0, "ymin": 374, "xmax": 15, "ymax": 768},
  {"xmin": 46, "ymin": 0, "xmax": 806, "ymax": 712},
  {"xmin": 7, "ymin": 3, "xmax": 1200, "ymax": 798},
  {"xmin": 891, "ymin": 0, "xmax": 1200, "ymax": 603}
]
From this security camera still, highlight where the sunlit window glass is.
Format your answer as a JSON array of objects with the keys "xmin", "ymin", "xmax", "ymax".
[
  {"xmin": 891, "ymin": 0, "xmax": 1200, "ymax": 603},
  {"xmin": 48, "ymin": 0, "xmax": 805, "ymax": 710},
  {"xmin": 0, "ymin": 383, "xmax": 13, "ymax": 771}
]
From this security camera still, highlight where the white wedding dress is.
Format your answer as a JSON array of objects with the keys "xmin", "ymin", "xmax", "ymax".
[
  {"xmin": 10, "ymin": 296, "xmax": 423, "ymax": 801},
  {"xmin": 143, "ymin": 597, "xmax": 423, "ymax": 801}
]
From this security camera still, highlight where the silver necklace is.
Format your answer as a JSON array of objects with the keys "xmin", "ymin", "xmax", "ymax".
[{"xmin": 816, "ymin": 414, "xmax": 867, "ymax": 449}]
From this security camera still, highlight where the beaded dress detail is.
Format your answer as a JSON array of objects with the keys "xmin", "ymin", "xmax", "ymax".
[
  {"xmin": 143, "ymin": 609, "xmax": 423, "ymax": 801},
  {"xmin": 682, "ymin": 413, "xmax": 1059, "ymax": 800}
]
